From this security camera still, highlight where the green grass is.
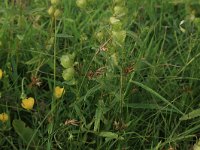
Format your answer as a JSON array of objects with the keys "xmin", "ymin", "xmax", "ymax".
[{"xmin": 1, "ymin": 0, "xmax": 200, "ymax": 149}]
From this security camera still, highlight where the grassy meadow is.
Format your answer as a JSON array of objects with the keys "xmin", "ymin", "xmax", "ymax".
[{"xmin": 1, "ymin": 0, "xmax": 200, "ymax": 149}]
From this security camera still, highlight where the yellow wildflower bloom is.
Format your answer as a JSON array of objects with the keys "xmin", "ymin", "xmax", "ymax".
[
  {"xmin": 0, "ymin": 69, "xmax": 3, "ymax": 80},
  {"xmin": 21, "ymin": 97, "xmax": 35, "ymax": 110},
  {"xmin": 54, "ymin": 86, "xmax": 65, "ymax": 99},
  {"xmin": 0, "ymin": 113, "xmax": 9, "ymax": 122}
]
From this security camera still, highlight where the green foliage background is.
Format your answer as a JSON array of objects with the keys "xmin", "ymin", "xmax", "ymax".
[{"xmin": 0, "ymin": 0, "xmax": 200, "ymax": 149}]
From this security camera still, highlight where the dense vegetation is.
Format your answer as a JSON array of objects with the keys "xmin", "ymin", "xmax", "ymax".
[{"xmin": 0, "ymin": 0, "xmax": 200, "ymax": 149}]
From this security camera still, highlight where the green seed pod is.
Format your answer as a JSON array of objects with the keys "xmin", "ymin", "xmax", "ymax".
[
  {"xmin": 45, "ymin": 37, "xmax": 55, "ymax": 50},
  {"xmin": 49, "ymin": 37, "xmax": 55, "ymax": 45},
  {"xmin": 17, "ymin": 15, "xmax": 27, "ymax": 28},
  {"xmin": 62, "ymin": 67, "xmax": 75, "ymax": 81},
  {"xmin": 110, "ymin": 17, "xmax": 120, "ymax": 24},
  {"xmin": 111, "ymin": 53, "xmax": 118, "ymax": 66},
  {"xmin": 48, "ymin": 6, "xmax": 55, "ymax": 16},
  {"xmin": 114, "ymin": 6, "xmax": 127, "ymax": 17},
  {"xmin": 51, "ymin": 0, "xmax": 60, "ymax": 5},
  {"xmin": 76, "ymin": 0, "xmax": 87, "ymax": 9},
  {"xmin": 194, "ymin": 18, "xmax": 200, "ymax": 31},
  {"xmin": 110, "ymin": 16, "xmax": 122, "ymax": 30},
  {"xmin": 112, "ymin": 30, "xmax": 126, "ymax": 45},
  {"xmin": 80, "ymin": 33, "xmax": 88, "ymax": 41},
  {"xmin": 60, "ymin": 54, "xmax": 75, "ymax": 69},
  {"xmin": 95, "ymin": 31, "xmax": 104, "ymax": 42},
  {"xmin": 54, "ymin": 9, "xmax": 62, "ymax": 18}
]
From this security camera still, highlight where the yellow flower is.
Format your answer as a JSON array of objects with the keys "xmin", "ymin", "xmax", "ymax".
[
  {"xmin": 21, "ymin": 97, "xmax": 35, "ymax": 110},
  {"xmin": 54, "ymin": 86, "xmax": 65, "ymax": 99},
  {"xmin": 0, "ymin": 113, "xmax": 9, "ymax": 122},
  {"xmin": 0, "ymin": 69, "xmax": 3, "ymax": 80}
]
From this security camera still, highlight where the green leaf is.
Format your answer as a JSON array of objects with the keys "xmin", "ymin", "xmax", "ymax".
[
  {"xmin": 12, "ymin": 119, "xmax": 39, "ymax": 146},
  {"xmin": 98, "ymin": 131, "xmax": 124, "ymax": 140},
  {"xmin": 180, "ymin": 108, "xmax": 200, "ymax": 121},
  {"xmin": 99, "ymin": 132, "xmax": 118, "ymax": 139},
  {"xmin": 94, "ymin": 107, "xmax": 102, "ymax": 132},
  {"xmin": 131, "ymin": 80, "xmax": 183, "ymax": 115},
  {"xmin": 84, "ymin": 84, "xmax": 102, "ymax": 101},
  {"xmin": 124, "ymin": 103, "xmax": 180, "ymax": 113},
  {"xmin": 94, "ymin": 100, "xmax": 104, "ymax": 132},
  {"xmin": 25, "ymin": 56, "xmax": 40, "ymax": 65},
  {"xmin": 16, "ymin": 34, "xmax": 25, "ymax": 41}
]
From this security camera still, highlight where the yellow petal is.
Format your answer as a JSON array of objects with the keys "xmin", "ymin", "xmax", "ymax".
[
  {"xmin": 0, "ymin": 113, "xmax": 9, "ymax": 122},
  {"xmin": 54, "ymin": 86, "xmax": 65, "ymax": 99},
  {"xmin": 0, "ymin": 69, "xmax": 3, "ymax": 80},
  {"xmin": 21, "ymin": 97, "xmax": 35, "ymax": 110}
]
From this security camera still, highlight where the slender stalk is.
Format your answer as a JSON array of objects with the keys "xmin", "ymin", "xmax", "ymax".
[{"xmin": 47, "ymin": 17, "xmax": 57, "ymax": 150}]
